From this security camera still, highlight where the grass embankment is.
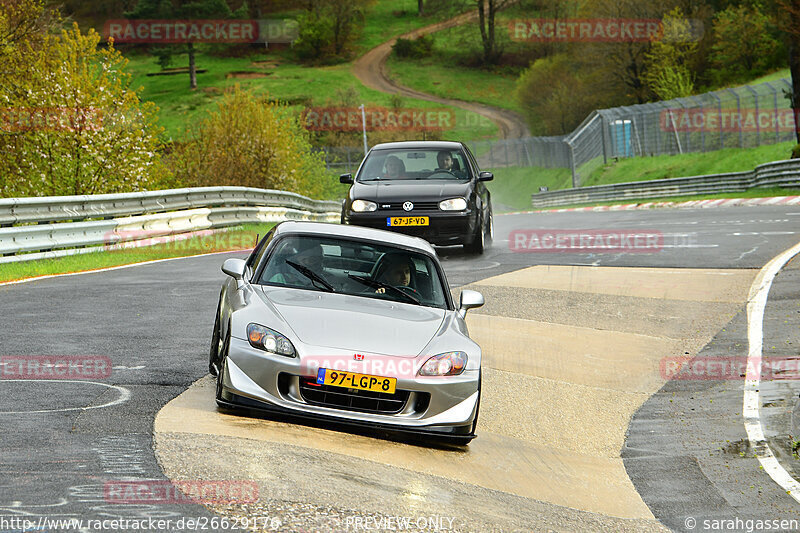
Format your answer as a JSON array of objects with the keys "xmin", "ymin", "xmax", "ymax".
[
  {"xmin": 487, "ymin": 141, "xmax": 799, "ymax": 212},
  {"xmin": 0, "ymin": 223, "xmax": 275, "ymax": 284}
]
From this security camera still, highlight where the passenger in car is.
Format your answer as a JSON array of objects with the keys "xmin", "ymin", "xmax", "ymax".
[{"xmin": 383, "ymin": 155, "xmax": 406, "ymax": 179}]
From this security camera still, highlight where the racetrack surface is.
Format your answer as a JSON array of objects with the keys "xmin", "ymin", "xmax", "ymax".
[{"xmin": 1, "ymin": 205, "xmax": 800, "ymax": 531}]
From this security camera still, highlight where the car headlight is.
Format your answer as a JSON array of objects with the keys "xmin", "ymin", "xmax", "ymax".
[
  {"xmin": 418, "ymin": 351, "xmax": 467, "ymax": 376},
  {"xmin": 439, "ymin": 198, "xmax": 467, "ymax": 211},
  {"xmin": 247, "ymin": 323, "xmax": 295, "ymax": 357},
  {"xmin": 351, "ymin": 199, "xmax": 378, "ymax": 212}
]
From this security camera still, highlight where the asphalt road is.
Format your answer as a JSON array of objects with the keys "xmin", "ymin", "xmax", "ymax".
[{"xmin": 1, "ymin": 204, "xmax": 799, "ymax": 531}]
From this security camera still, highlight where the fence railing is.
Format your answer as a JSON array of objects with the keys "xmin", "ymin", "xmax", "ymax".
[
  {"xmin": 467, "ymin": 77, "xmax": 798, "ymax": 187},
  {"xmin": 0, "ymin": 187, "xmax": 341, "ymax": 263},
  {"xmin": 530, "ymin": 159, "xmax": 800, "ymax": 208}
]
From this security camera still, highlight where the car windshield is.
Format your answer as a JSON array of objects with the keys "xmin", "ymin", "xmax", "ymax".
[
  {"xmin": 357, "ymin": 148, "xmax": 471, "ymax": 182},
  {"xmin": 258, "ymin": 235, "xmax": 449, "ymax": 309}
]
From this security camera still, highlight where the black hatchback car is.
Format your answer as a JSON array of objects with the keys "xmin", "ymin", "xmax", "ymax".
[{"xmin": 339, "ymin": 141, "xmax": 494, "ymax": 254}]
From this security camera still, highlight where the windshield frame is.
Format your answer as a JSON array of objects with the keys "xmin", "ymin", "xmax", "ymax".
[
  {"xmin": 355, "ymin": 147, "xmax": 474, "ymax": 183},
  {"xmin": 253, "ymin": 233, "xmax": 454, "ymax": 311}
]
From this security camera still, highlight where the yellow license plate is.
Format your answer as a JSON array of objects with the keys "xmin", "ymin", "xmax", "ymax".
[
  {"xmin": 387, "ymin": 216, "xmax": 429, "ymax": 227},
  {"xmin": 316, "ymin": 368, "xmax": 396, "ymax": 394}
]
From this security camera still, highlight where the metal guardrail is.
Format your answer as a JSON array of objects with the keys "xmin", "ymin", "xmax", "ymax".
[
  {"xmin": 0, "ymin": 187, "xmax": 342, "ymax": 263},
  {"xmin": 530, "ymin": 159, "xmax": 800, "ymax": 208}
]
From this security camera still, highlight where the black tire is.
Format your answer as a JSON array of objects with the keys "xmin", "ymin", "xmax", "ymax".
[
  {"xmin": 208, "ymin": 304, "xmax": 222, "ymax": 376},
  {"xmin": 215, "ymin": 330, "xmax": 230, "ymax": 403},
  {"xmin": 485, "ymin": 208, "xmax": 494, "ymax": 246},
  {"xmin": 464, "ymin": 217, "xmax": 485, "ymax": 255}
]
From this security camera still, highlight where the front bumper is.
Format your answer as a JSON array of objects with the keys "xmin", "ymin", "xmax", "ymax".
[
  {"xmin": 220, "ymin": 338, "xmax": 480, "ymax": 436},
  {"xmin": 344, "ymin": 210, "xmax": 478, "ymax": 246}
]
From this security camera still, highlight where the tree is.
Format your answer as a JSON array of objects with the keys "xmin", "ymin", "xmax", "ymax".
[
  {"xmin": 644, "ymin": 7, "xmax": 698, "ymax": 100},
  {"xmin": 476, "ymin": 0, "xmax": 514, "ymax": 64},
  {"xmin": 709, "ymin": 4, "xmax": 781, "ymax": 83},
  {"xmin": 294, "ymin": 0, "xmax": 371, "ymax": 62},
  {"xmin": 172, "ymin": 87, "xmax": 328, "ymax": 197},
  {"xmin": 124, "ymin": 0, "xmax": 245, "ymax": 89},
  {"xmin": 774, "ymin": 0, "xmax": 800, "ymax": 149},
  {"xmin": 516, "ymin": 54, "xmax": 602, "ymax": 135},
  {"xmin": 0, "ymin": 24, "xmax": 169, "ymax": 196}
]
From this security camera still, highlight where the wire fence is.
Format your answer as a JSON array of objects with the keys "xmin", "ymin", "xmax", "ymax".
[
  {"xmin": 320, "ymin": 78, "xmax": 797, "ymax": 188},
  {"xmin": 468, "ymin": 77, "xmax": 797, "ymax": 187}
]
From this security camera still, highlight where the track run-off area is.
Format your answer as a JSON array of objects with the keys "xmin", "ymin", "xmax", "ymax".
[{"xmin": 2, "ymin": 204, "xmax": 800, "ymax": 532}]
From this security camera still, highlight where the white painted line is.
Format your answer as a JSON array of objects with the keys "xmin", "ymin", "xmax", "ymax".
[
  {"xmin": 0, "ymin": 380, "xmax": 131, "ymax": 414},
  {"xmin": 743, "ymin": 239, "xmax": 800, "ymax": 502},
  {"xmin": 0, "ymin": 249, "xmax": 244, "ymax": 288}
]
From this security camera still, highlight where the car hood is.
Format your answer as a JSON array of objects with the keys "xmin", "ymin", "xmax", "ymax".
[
  {"xmin": 354, "ymin": 180, "xmax": 471, "ymax": 203},
  {"xmin": 257, "ymin": 287, "xmax": 446, "ymax": 356}
]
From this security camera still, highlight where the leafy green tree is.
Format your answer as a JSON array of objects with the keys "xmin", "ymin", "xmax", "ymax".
[
  {"xmin": 0, "ymin": 24, "xmax": 169, "ymax": 196},
  {"xmin": 294, "ymin": 0, "xmax": 371, "ymax": 62},
  {"xmin": 172, "ymin": 87, "xmax": 329, "ymax": 197},
  {"xmin": 709, "ymin": 4, "xmax": 781, "ymax": 82},
  {"xmin": 644, "ymin": 7, "xmax": 698, "ymax": 100},
  {"xmin": 516, "ymin": 54, "xmax": 602, "ymax": 135},
  {"xmin": 125, "ymin": 0, "xmax": 245, "ymax": 89}
]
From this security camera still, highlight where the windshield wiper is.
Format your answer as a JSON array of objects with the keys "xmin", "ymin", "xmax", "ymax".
[
  {"xmin": 348, "ymin": 274, "xmax": 420, "ymax": 305},
  {"xmin": 286, "ymin": 260, "xmax": 335, "ymax": 292}
]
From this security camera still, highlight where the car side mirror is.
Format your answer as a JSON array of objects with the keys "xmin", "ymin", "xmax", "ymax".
[
  {"xmin": 221, "ymin": 258, "xmax": 246, "ymax": 280},
  {"xmin": 340, "ymin": 173, "xmax": 354, "ymax": 184},
  {"xmin": 478, "ymin": 171, "xmax": 493, "ymax": 182},
  {"xmin": 458, "ymin": 289, "xmax": 484, "ymax": 318}
]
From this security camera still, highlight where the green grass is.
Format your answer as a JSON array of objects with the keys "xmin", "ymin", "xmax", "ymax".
[
  {"xmin": 582, "ymin": 142, "xmax": 797, "ymax": 187},
  {"xmin": 745, "ymin": 69, "xmax": 791, "ymax": 85},
  {"xmin": 0, "ymin": 223, "xmax": 275, "ymax": 283},
  {"xmin": 355, "ymin": 1, "xmax": 468, "ymax": 52},
  {"xmin": 486, "ymin": 141, "xmax": 799, "ymax": 213},
  {"xmin": 126, "ymin": 49, "xmax": 499, "ymax": 141},
  {"xmin": 486, "ymin": 167, "xmax": 573, "ymax": 212},
  {"xmin": 386, "ymin": 55, "xmax": 521, "ymax": 113}
]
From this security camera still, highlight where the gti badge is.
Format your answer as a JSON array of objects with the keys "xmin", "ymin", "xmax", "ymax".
[
  {"xmin": 354, "ymin": 353, "xmax": 365, "ymax": 361},
  {"xmin": 402, "ymin": 201, "xmax": 414, "ymax": 211}
]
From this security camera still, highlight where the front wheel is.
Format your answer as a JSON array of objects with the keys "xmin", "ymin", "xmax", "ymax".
[
  {"xmin": 215, "ymin": 330, "xmax": 231, "ymax": 404},
  {"xmin": 464, "ymin": 219, "xmax": 485, "ymax": 255}
]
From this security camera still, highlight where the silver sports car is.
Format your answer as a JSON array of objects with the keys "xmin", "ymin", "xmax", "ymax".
[{"xmin": 209, "ymin": 221, "xmax": 485, "ymax": 444}]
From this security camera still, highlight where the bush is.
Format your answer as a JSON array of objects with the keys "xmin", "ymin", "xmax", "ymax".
[
  {"xmin": 392, "ymin": 35, "xmax": 434, "ymax": 59},
  {"xmin": 171, "ymin": 87, "xmax": 330, "ymax": 199},
  {"xmin": 0, "ymin": 23, "xmax": 170, "ymax": 197},
  {"xmin": 792, "ymin": 144, "xmax": 800, "ymax": 159}
]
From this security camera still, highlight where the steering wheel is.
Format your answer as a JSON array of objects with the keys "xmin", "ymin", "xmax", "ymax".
[
  {"xmin": 395, "ymin": 285, "xmax": 419, "ymax": 295},
  {"xmin": 431, "ymin": 169, "xmax": 458, "ymax": 178}
]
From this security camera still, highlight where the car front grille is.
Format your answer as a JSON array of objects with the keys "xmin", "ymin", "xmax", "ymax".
[
  {"xmin": 379, "ymin": 201, "xmax": 440, "ymax": 211},
  {"xmin": 298, "ymin": 378, "xmax": 410, "ymax": 414}
]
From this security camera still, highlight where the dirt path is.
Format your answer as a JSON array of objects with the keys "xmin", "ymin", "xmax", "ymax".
[{"xmin": 352, "ymin": 10, "xmax": 530, "ymax": 139}]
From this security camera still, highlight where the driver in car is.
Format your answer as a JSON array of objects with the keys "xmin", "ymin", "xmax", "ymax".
[
  {"xmin": 436, "ymin": 151, "xmax": 454, "ymax": 172},
  {"xmin": 375, "ymin": 254, "xmax": 414, "ymax": 294},
  {"xmin": 436, "ymin": 150, "xmax": 463, "ymax": 178}
]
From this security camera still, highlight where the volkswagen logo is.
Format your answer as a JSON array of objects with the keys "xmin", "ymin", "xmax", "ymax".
[{"xmin": 402, "ymin": 201, "xmax": 414, "ymax": 212}]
